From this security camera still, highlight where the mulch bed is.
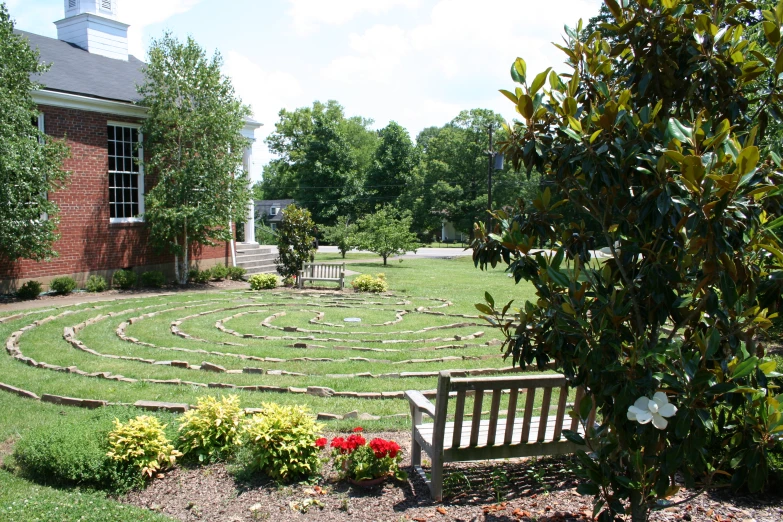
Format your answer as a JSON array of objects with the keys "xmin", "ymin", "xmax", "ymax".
[{"xmin": 123, "ymin": 432, "xmax": 783, "ymax": 522}]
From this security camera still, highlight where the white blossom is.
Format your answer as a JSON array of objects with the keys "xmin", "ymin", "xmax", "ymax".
[{"xmin": 627, "ymin": 392, "xmax": 677, "ymax": 430}]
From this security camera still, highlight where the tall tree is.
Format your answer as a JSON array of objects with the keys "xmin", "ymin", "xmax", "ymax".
[
  {"xmin": 138, "ymin": 33, "xmax": 251, "ymax": 284},
  {"xmin": 0, "ymin": 4, "xmax": 69, "ymax": 262},
  {"xmin": 260, "ymin": 100, "xmax": 379, "ymax": 224},
  {"xmin": 474, "ymin": 2, "xmax": 783, "ymax": 520},
  {"xmin": 364, "ymin": 121, "xmax": 417, "ymax": 209}
]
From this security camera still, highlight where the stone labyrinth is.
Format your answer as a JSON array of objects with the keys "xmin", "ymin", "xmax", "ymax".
[{"xmin": 0, "ymin": 290, "xmax": 518, "ymax": 419}]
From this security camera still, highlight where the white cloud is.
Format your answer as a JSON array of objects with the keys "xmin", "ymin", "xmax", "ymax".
[
  {"xmin": 286, "ymin": 0, "xmax": 420, "ymax": 35},
  {"xmin": 322, "ymin": 24, "xmax": 411, "ymax": 83},
  {"xmin": 222, "ymin": 50, "xmax": 306, "ymax": 174},
  {"xmin": 119, "ymin": 0, "xmax": 202, "ymax": 59}
]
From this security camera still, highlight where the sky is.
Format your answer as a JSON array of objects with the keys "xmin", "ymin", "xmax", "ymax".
[{"xmin": 7, "ymin": 0, "xmax": 603, "ymax": 181}]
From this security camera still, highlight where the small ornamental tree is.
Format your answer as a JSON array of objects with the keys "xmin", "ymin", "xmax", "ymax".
[
  {"xmin": 473, "ymin": 2, "xmax": 783, "ymax": 521},
  {"xmin": 0, "ymin": 5, "xmax": 69, "ymax": 262},
  {"xmin": 275, "ymin": 204, "xmax": 315, "ymax": 278},
  {"xmin": 321, "ymin": 215, "xmax": 357, "ymax": 258},
  {"xmin": 138, "ymin": 33, "xmax": 252, "ymax": 284},
  {"xmin": 355, "ymin": 207, "xmax": 419, "ymax": 265}
]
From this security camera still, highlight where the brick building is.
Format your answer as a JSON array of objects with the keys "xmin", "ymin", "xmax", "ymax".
[{"xmin": 0, "ymin": 0, "xmax": 261, "ymax": 293}]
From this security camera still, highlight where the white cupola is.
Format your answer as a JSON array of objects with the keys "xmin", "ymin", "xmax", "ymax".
[{"xmin": 54, "ymin": 0, "xmax": 130, "ymax": 61}]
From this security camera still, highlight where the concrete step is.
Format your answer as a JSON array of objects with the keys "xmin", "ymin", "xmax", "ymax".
[
  {"xmin": 237, "ymin": 260, "xmax": 277, "ymax": 270},
  {"xmin": 243, "ymin": 265, "xmax": 277, "ymax": 275},
  {"xmin": 236, "ymin": 253, "xmax": 277, "ymax": 264}
]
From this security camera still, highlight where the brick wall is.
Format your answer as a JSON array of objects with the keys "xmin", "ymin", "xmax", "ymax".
[{"xmin": 0, "ymin": 104, "xmax": 231, "ymax": 290}]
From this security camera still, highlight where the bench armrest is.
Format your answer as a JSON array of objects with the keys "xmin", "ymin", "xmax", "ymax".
[{"xmin": 405, "ymin": 390, "xmax": 435, "ymax": 419}]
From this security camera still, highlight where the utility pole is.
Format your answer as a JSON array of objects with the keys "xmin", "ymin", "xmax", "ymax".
[{"xmin": 486, "ymin": 124, "xmax": 494, "ymax": 232}]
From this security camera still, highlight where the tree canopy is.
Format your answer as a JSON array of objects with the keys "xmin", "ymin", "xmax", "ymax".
[
  {"xmin": 474, "ymin": 1, "xmax": 783, "ymax": 520},
  {"xmin": 0, "ymin": 4, "xmax": 69, "ymax": 263},
  {"xmin": 138, "ymin": 32, "xmax": 252, "ymax": 284},
  {"xmin": 355, "ymin": 207, "xmax": 419, "ymax": 265}
]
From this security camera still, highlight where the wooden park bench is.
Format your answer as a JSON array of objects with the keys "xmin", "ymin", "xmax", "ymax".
[
  {"xmin": 405, "ymin": 371, "xmax": 596, "ymax": 500},
  {"xmin": 297, "ymin": 262, "xmax": 346, "ymax": 290}
]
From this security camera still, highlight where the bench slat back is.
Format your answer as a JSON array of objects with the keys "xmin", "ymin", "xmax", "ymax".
[
  {"xmin": 302, "ymin": 263, "xmax": 344, "ymax": 279},
  {"xmin": 433, "ymin": 371, "xmax": 590, "ymax": 449}
]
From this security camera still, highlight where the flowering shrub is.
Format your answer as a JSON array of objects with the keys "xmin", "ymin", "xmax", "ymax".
[
  {"xmin": 324, "ymin": 428, "xmax": 405, "ymax": 482},
  {"xmin": 239, "ymin": 403, "xmax": 324, "ymax": 483},
  {"xmin": 106, "ymin": 416, "xmax": 181, "ymax": 479},
  {"xmin": 177, "ymin": 395, "xmax": 243, "ymax": 463},
  {"xmin": 350, "ymin": 273, "xmax": 388, "ymax": 293}
]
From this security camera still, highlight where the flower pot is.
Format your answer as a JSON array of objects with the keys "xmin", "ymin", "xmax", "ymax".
[{"xmin": 348, "ymin": 475, "xmax": 387, "ymax": 488}]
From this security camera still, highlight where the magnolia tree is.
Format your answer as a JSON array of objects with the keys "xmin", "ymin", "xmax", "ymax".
[
  {"xmin": 275, "ymin": 204, "xmax": 315, "ymax": 278},
  {"xmin": 473, "ymin": 1, "xmax": 783, "ymax": 521},
  {"xmin": 139, "ymin": 33, "xmax": 252, "ymax": 284}
]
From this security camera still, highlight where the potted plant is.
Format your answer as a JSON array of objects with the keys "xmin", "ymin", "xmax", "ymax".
[{"xmin": 324, "ymin": 428, "xmax": 406, "ymax": 487}]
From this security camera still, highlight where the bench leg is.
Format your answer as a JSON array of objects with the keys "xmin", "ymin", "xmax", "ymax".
[
  {"xmin": 409, "ymin": 405, "xmax": 422, "ymax": 468},
  {"xmin": 430, "ymin": 453, "xmax": 443, "ymax": 501}
]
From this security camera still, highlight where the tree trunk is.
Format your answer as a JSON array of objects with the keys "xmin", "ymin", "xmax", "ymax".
[
  {"xmin": 383, "ymin": 254, "xmax": 388, "ymax": 265},
  {"xmin": 179, "ymin": 227, "xmax": 189, "ymax": 285},
  {"xmin": 629, "ymin": 484, "xmax": 648, "ymax": 522}
]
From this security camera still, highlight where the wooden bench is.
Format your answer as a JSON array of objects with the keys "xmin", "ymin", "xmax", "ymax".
[
  {"xmin": 405, "ymin": 371, "xmax": 596, "ymax": 500},
  {"xmin": 297, "ymin": 262, "xmax": 346, "ymax": 289}
]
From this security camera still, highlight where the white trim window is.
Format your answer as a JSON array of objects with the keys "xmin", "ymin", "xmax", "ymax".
[{"xmin": 107, "ymin": 123, "xmax": 144, "ymax": 223}]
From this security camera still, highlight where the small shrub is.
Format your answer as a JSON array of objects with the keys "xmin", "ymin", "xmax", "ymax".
[
  {"xmin": 140, "ymin": 270, "xmax": 166, "ymax": 288},
  {"xmin": 85, "ymin": 275, "xmax": 109, "ymax": 292},
  {"xmin": 13, "ymin": 407, "xmax": 173, "ymax": 493},
  {"xmin": 188, "ymin": 268, "xmax": 211, "ymax": 284},
  {"xmin": 351, "ymin": 273, "xmax": 388, "ymax": 293},
  {"xmin": 178, "ymin": 395, "xmax": 243, "ymax": 463},
  {"xmin": 107, "ymin": 415, "xmax": 181, "ymax": 479},
  {"xmin": 16, "ymin": 280, "xmax": 42, "ymax": 300},
  {"xmin": 210, "ymin": 263, "xmax": 229, "ymax": 281},
  {"xmin": 112, "ymin": 269, "xmax": 136, "ymax": 290},
  {"xmin": 49, "ymin": 276, "xmax": 77, "ymax": 295},
  {"xmin": 249, "ymin": 273, "xmax": 277, "ymax": 290},
  {"xmin": 238, "ymin": 403, "xmax": 324, "ymax": 483},
  {"xmin": 283, "ymin": 275, "xmax": 296, "ymax": 287},
  {"xmin": 227, "ymin": 266, "xmax": 247, "ymax": 281}
]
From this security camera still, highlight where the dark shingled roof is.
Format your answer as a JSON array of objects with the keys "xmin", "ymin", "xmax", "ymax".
[{"xmin": 15, "ymin": 29, "xmax": 145, "ymax": 103}]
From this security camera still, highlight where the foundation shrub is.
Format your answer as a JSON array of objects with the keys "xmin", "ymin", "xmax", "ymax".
[
  {"xmin": 13, "ymin": 408, "xmax": 175, "ymax": 493},
  {"xmin": 140, "ymin": 270, "xmax": 166, "ymax": 288},
  {"xmin": 249, "ymin": 273, "xmax": 277, "ymax": 290},
  {"xmin": 178, "ymin": 395, "xmax": 243, "ymax": 463},
  {"xmin": 210, "ymin": 263, "xmax": 229, "ymax": 281},
  {"xmin": 188, "ymin": 268, "xmax": 211, "ymax": 284},
  {"xmin": 112, "ymin": 269, "xmax": 137, "ymax": 290},
  {"xmin": 238, "ymin": 403, "xmax": 324, "ymax": 483},
  {"xmin": 227, "ymin": 266, "xmax": 247, "ymax": 280},
  {"xmin": 107, "ymin": 415, "xmax": 181, "ymax": 480},
  {"xmin": 351, "ymin": 273, "xmax": 388, "ymax": 293},
  {"xmin": 49, "ymin": 276, "xmax": 76, "ymax": 295},
  {"xmin": 85, "ymin": 275, "xmax": 109, "ymax": 292},
  {"xmin": 15, "ymin": 280, "xmax": 42, "ymax": 300}
]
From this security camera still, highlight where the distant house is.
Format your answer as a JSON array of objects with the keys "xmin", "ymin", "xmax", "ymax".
[
  {"xmin": 0, "ymin": 0, "xmax": 261, "ymax": 292},
  {"xmin": 255, "ymin": 199, "xmax": 296, "ymax": 231}
]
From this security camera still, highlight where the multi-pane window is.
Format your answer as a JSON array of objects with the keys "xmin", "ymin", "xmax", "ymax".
[{"xmin": 108, "ymin": 124, "xmax": 143, "ymax": 222}]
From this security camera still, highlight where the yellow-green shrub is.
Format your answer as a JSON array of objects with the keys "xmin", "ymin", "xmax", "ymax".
[
  {"xmin": 249, "ymin": 273, "xmax": 277, "ymax": 290},
  {"xmin": 239, "ymin": 403, "xmax": 324, "ymax": 482},
  {"xmin": 351, "ymin": 273, "xmax": 388, "ymax": 293},
  {"xmin": 178, "ymin": 395, "xmax": 243, "ymax": 463},
  {"xmin": 107, "ymin": 416, "xmax": 181, "ymax": 478}
]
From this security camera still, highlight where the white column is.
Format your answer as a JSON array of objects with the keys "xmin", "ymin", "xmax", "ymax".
[{"xmin": 243, "ymin": 145, "xmax": 256, "ymax": 244}]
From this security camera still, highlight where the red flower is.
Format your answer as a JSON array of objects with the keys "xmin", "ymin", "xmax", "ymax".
[
  {"xmin": 369, "ymin": 438, "xmax": 400, "ymax": 459},
  {"xmin": 315, "ymin": 437, "xmax": 327, "ymax": 448},
  {"xmin": 352, "ymin": 427, "xmax": 364, "ymax": 432}
]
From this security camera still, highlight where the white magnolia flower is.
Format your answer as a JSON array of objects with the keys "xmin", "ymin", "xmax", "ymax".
[{"xmin": 627, "ymin": 392, "xmax": 678, "ymax": 430}]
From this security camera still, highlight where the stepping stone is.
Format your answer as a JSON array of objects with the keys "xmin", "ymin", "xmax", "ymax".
[
  {"xmin": 200, "ymin": 361, "xmax": 226, "ymax": 372},
  {"xmin": 317, "ymin": 413, "xmax": 343, "ymax": 420},
  {"xmin": 307, "ymin": 386, "xmax": 335, "ymax": 397},
  {"xmin": 0, "ymin": 382, "xmax": 39, "ymax": 400},
  {"xmin": 41, "ymin": 394, "xmax": 107, "ymax": 409}
]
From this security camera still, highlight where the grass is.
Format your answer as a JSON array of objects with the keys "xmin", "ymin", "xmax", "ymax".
[
  {"xmin": 312, "ymin": 252, "xmax": 378, "ymax": 262},
  {"xmin": 0, "ymin": 256, "xmax": 541, "ymax": 519},
  {"xmin": 0, "ymin": 469, "xmax": 169, "ymax": 522},
  {"xmin": 0, "ymin": 257, "xmax": 539, "ymax": 430}
]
